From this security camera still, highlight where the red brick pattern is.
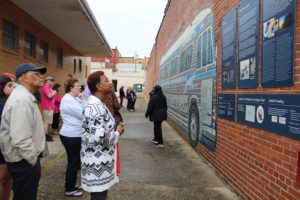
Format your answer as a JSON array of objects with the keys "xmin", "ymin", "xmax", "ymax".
[
  {"xmin": 146, "ymin": 0, "xmax": 300, "ymax": 199},
  {"xmin": 0, "ymin": 0, "xmax": 90, "ymax": 89}
]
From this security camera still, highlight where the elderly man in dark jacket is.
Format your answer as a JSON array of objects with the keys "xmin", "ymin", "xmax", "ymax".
[{"xmin": 145, "ymin": 85, "xmax": 167, "ymax": 147}]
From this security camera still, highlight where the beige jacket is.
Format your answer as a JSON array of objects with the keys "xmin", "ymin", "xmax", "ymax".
[{"xmin": 0, "ymin": 84, "xmax": 45, "ymax": 164}]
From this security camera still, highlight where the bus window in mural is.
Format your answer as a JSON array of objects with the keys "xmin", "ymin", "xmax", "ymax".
[{"xmin": 159, "ymin": 9, "xmax": 217, "ymax": 151}]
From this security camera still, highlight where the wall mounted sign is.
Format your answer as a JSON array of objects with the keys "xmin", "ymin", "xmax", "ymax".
[
  {"xmin": 237, "ymin": 94, "xmax": 300, "ymax": 140},
  {"xmin": 218, "ymin": 94, "xmax": 235, "ymax": 121},
  {"xmin": 261, "ymin": 0, "xmax": 295, "ymax": 87},
  {"xmin": 238, "ymin": 0, "xmax": 259, "ymax": 88},
  {"xmin": 222, "ymin": 8, "xmax": 237, "ymax": 89}
]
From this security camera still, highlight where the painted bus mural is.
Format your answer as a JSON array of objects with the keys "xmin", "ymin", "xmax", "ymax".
[{"xmin": 159, "ymin": 8, "xmax": 217, "ymax": 150}]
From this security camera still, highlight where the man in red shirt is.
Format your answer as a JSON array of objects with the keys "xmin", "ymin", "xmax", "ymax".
[{"xmin": 40, "ymin": 77, "xmax": 56, "ymax": 141}]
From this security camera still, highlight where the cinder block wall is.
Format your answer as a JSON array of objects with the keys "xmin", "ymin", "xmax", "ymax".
[
  {"xmin": 0, "ymin": 0, "xmax": 90, "ymax": 91},
  {"xmin": 145, "ymin": 0, "xmax": 300, "ymax": 199}
]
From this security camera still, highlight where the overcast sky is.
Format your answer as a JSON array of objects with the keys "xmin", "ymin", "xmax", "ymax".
[{"xmin": 87, "ymin": 0, "xmax": 168, "ymax": 58}]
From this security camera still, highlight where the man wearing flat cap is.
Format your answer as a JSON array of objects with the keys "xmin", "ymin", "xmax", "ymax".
[
  {"xmin": 0, "ymin": 63, "xmax": 47, "ymax": 200},
  {"xmin": 41, "ymin": 76, "xmax": 56, "ymax": 141}
]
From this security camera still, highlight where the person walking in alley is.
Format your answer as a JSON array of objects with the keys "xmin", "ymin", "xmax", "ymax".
[
  {"xmin": 0, "ymin": 75, "xmax": 14, "ymax": 200},
  {"xmin": 51, "ymin": 84, "xmax": 62, "ymax": 135},
  {"xmin": 126, "ymin": 86, "xmax": 136, "ymax": 111},
  {"xmin": 145, "ymin": 85, "xmax": 168, "ymax": 147},
  {"xmin": 0, "ymin": 63, "xmax": 47, "ymax": 200},
  {"xmin": 41, "ymin": 76, "xmax": 57, "ymax": 141},
  {"xmin": 119, "ymin": 86, "xmax": 125, "ymax": 107},
  {"xmin": 126, "ymin": 87, "xmax": 130, "ymax": 110},
  {"xmin": 81, "ymin": 71, "xmax": 124, "ymax": 200},
  {"xmin": 59, "ymin": 79, "xmax": 85, "ymax": 197},
  {"xmin": 131, "ymin": 87, "xmax": 137, "ymax": 111}
]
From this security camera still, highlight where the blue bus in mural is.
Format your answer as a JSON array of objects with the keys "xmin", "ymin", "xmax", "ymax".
[{"xmin": 159, "ymin": 8, "xmax": 217, "ymax": 150}]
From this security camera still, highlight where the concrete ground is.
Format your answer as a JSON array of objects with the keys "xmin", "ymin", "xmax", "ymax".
[{"xmin": 37, "ymin": 98, "xmax": 240, "ymax": 200}]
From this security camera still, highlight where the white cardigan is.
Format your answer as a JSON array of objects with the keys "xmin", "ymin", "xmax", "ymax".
[
  {"xmin": 81, "ymin": 95, "xmax": 120, "ymax": 192},
  {"xmin": 60, "ymin": 93, "xmax": 85, "ymax": 137}
]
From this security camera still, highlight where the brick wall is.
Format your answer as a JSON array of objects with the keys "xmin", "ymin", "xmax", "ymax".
[
  {"xmin": 0, "ymin": 0, "xmax": 90, "ymax": 92},
  {"xmin": 146, "ymin": 0, "xmax": 300, "ymax": 199}
]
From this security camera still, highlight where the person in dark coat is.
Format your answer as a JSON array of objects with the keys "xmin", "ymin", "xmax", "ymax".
[
  {"xmin": 145, "ymin": 85, "xmax": 167, "ymax": 147},
  {"xmin": 131, "ymin": 88, "xmax": 137, "ymax": 111},
  {"xmin": 119, "ymin": 86, "xmax": 125, "ymax": 107},
  {"xmin": 126, "ymin": 87, "xmax": 136, "ymax": 111}
]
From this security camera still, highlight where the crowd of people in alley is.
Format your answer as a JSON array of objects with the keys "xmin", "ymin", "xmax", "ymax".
[{"xmin": 0, "ymin": 62, "xmax": 167, "ymax": 200}]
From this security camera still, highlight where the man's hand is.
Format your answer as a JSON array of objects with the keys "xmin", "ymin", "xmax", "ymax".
[
  {"xmin": 47, "ymin": 90, "xmax": 57, "ymax": 98},
  {"xmin": 31, "ymin": 162, "xmax": 36, "ymax": 167}
]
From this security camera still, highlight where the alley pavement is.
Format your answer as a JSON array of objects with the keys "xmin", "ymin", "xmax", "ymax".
[{"xmin": 38, "ymin": 98, "xmax": 240, "ymax": 200}]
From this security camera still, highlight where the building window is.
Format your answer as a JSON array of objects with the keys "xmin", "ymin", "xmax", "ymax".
[
  {"xmin": 134, "ymin": 84, "xmax": 143, "ymax": 92},
  {"xmin": 196, "ymin": 37, "xmax": 202, "ymax": 68},
  {"xmin": 24, "ymin": 32, "xmax": 36, "ymax": 57},
  {"xmin": 207, "ymin": 29, "xmax": 213, "ymax": 65},
  {"xmin": 201, "ymin": 29, "xmax": 213, "ymax": 67},
  {"xmin": 79, "ymin": 59, "xmax": 82, "ymax": 72},
  {"xmin": 56, "ymin": 48, "xmax": 63, "ymax": 67},
  {"xmin": 39, "ymin": 40, "xmax": 49, "ymax": 62},
  {"xmin": 180, "ymin": 50, "xmax": 186, "ymax": 72},
  {"xmin": 165, "ymin": 64, "xmax": 170, "ymax": 79},
  {"xmin": 112, "ymin": 80, "xmax": 117, "ymax": 92},
  {"xmin": 170, "ymin": 57, "xmax": 178, "ymax": 76},
  {"xmin": 202, "ymin": 31, "xmax": 208, "ymax": 66},
  {"xmin": 185, "ymin": 45, "xmax": 193, "ymax": 70},
  {"xmin": 73, "ymin": 59, "xmax": 77, "ymax": 73},
  {"xmin": 2, "ymin": 19, "xmax": 18, "ymax": 51}
]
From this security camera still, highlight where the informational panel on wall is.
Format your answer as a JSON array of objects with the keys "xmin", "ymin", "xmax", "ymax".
[
  {"xmin": 261, "ymin": 0, "xmax": 295, "ymax": 87},
  {"xmin": 218, "ymin": 94, "xmax": 235, "ymax": 121},
  {"xmin": 222, "ymin": 8, "xmax": 237, "ymax": 89},
  {"xmin": 238, "ymin": 0, "xmax": 259, "ymax": 88},
  {"xmin": 237, "ymin": 94, "xmax": 300, "ymax": 140}
]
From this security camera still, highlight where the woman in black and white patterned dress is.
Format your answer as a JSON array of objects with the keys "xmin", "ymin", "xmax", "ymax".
[{"xmin": 81, "ymin": 71, "xmax": 124, "ymax": 200}]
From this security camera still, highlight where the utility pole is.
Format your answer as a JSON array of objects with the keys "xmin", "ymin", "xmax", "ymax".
[{"xmin": 134, "ymin": 52, "xmax": 138, "ymax": 72}]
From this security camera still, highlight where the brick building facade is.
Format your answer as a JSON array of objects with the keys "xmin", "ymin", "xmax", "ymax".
[
  {"xmin": 145, "ymin": 0, "xmax": 300, "ymax": 199},
  {"xmin": 119, "ymin": 57, "xmax": 149, "ymax": 69},
  {"xmin": 0, "ymin": 0, "xmax": 112, "ymax": 91}
]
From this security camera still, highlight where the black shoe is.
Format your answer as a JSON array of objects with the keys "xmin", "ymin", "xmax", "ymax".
[{"xmin": 46, "ymin": 134, "xmax": 54, "ymax": 142}]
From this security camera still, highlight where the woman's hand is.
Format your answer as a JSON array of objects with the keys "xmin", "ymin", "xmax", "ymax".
[
  {"xmin": 116, "ymin": 123, "xmax": 125, "ymax": 135},
  {"xmin": 77, "ymin": 93, "xmax": 84, "ymax": 99}
]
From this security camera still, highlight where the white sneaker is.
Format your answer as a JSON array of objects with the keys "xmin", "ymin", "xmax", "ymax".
[
  {"xmin": 154, "ymin": 143, "xmax": 164, "ymax": 148},
  {"xmin": 152, "ymin": 140, "xmax": 158, "ymax": 144}
]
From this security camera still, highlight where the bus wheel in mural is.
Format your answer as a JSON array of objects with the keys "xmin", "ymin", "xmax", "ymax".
[{"xmin": 188, "ymin": 101, "xmax": 200, "ymax": 148}]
